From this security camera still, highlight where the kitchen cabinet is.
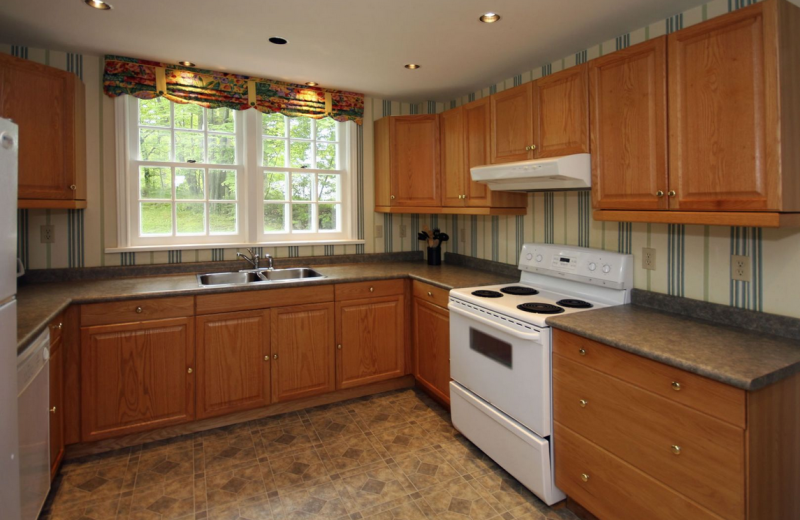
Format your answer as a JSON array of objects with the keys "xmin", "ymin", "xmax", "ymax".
[
  {"xmin": 0, "ymin": 52, "xmax": 86, "ymax": 209},
  {"xmin": 490, "ymin": 83, "xmax": 533, "ymax": 164},
  {"xmin": 412, "ymin": 282, "xmax": 451, "ymax": 406},
  {"xmin": 440, "ymin": 107, "xmax": 467, "ymax": 208},
  {"xmin": 80, "ymin": 317, "xmax": 195, "ymax": 442},
  {"xmin": 271, "ymin": 303, "xmax": 336, "ymax": 403},
  {"xmin": 590, "ymin": 37, "xmax": 668, "ymax": 211},
  {"xmin": 532, "ymin": 64, "xmax": 589, "ymax": 158},
  {"xmin": 195, "ymin": 310, "xmax": 270, "ymax": 419},
  {"xmin": 48, "ymin": 316, "xmax": 64, "ymax": 481}
]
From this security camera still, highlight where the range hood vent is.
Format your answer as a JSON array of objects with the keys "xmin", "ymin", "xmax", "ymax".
[{"xmin": 470, "ymin": 153, "xmax": 591, "ymax": 192}]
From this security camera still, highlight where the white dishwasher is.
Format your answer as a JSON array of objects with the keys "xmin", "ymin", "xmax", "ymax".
[{"xmin": 17, "ymin": 330, "xmax": 51, "ymax": 520}]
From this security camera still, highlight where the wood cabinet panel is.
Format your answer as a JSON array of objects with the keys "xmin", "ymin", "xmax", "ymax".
[
  {"xmin": 532, "ymin": 64, "xmax": 589, "ymax": 158},
  {"xmin": 49, "ymin": 334, "xmax": 64, "ymax": 480},
  {"xmin": 389, "ymin": 115, "xmax": 440, "ymax": 207},
  {"xmin": 590, "ymin": 38, "xmax": 668, "ymax": 210},
  {"xmin": 334, "ymin": 279, "xmax": 405, "ymax": 301},
  {"xmin": 411, "ymin": 281, "xmax": 450, "ymax": 309},
  {"xmin": 440, "ymin": 106, "xmax": 466, "ymax": 207},
  {"xmin": 80, "ymin": 318, "xmax": 195, "ymax": 442},
  {"xmin": 491, "ymin": 83, "xmax": 534, "ymax": 164},
  {"xmin": 271, "ymin": 303, "xmax": 335, "ymax": 402},
  {"xmin": 413, "ymin": 297, "xmax": 450, "ymax": 406},
  {"xmin": 336, "ymin": 295, "xmax": 405, "ymax": 389},
  {"xmin": 196, "ymin": 285, "xmax": 332, "ymax": 315},
  {"xmin": 81, "ymin": 296, "xmax": 195, "ymax": 326},
  {"xmin": 554, "ymin": 355, "xmax": 745, "ymax": 520},
  {"xmin": 195, "ymin": 310, "xmax": 270, "ymax": 419}
]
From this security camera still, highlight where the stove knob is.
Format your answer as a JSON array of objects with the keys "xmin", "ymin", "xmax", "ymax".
[
  {"xmin": 588, "ymin": 262, "xmax": 597, "ymax": 272},
  {"xmin": 526, "ymin": 253, "xmax": 533, "ymax": 261},
  {"xmin": 602, "ymin": 264, "xmax": 611, "ymax": 274},
  {"xmin": 535, "ymin": 254, "xmax": 543, "ymax": 262}
]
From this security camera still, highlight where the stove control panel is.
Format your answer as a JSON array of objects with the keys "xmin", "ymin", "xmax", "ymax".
[{"xmin": 518, "ymin": 243, "xmax": 633, "ymax": 289}]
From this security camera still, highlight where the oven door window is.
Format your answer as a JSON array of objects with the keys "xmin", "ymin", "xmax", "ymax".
[{"xmin": 469, "ymin": 328, "xmax": 512, "ymax": 368}]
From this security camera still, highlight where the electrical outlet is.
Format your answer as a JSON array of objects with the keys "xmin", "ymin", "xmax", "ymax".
[
  {"xmin": 399, "ymin": 225, "xmax": 407, "ymax": 238},
  {"xmin": 375, "ymin": 225, "xmax": 383, "ymax": 239},
  {"xmin": 460, "ymin": 228, "xmax": 465, "ymax": 243},
  {"xmin": 642, "ymin": 247, "xmax": 656, "ymax": 271},
  {"xmin": 731, "ymin": 255, "xmax": 751, "ymax": 282},
  {"xmin": 40, "ymin": 225, "xmax": 55, "ymax": 244}
]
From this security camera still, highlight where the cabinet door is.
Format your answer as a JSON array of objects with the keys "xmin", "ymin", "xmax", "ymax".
[
  {"xmin": 196, "ymin": 310, "xmax": 270, "ymax": 419},
  {"xmin": 532, "ymin": 64, "xmax": 589, "ymax": 158},
  {"xmin": 413, "ymin": 298, "xmax": 450, "ymax": 406},
  {"xmin": 80, "ymin": 318, "xmax": 195, "ymax": 442},
  {"xmin": 591, "ymin": 38, "xmax": 668, "ymax": 210},
  {"xmin": 0, "ymin": 53, "xmax": 84, "ymax": 201},
  {"xmin": 491, "ymin": 83, "xmax": 534, "ymax": 164},
  {"xmin": 668, "ymin": 2, "xmax": 778, "ymax": 211},
  {"xmin": 390, "ymin": 115, "xmax": 440, "ymax": 207},
  {"xmin": 48, "ymin": 336, "xmax": 64, "ymax": 481},
  {"xmin": 440, "ymin": 107, "xmax": 466, "ymax": 207},
  {"xmin": 271, "ymin": 303, "xmax": 335, "ymax": 402},
  {"xmin": 336, "ymin": 295, "xmax": 405, "ymax": 389}
]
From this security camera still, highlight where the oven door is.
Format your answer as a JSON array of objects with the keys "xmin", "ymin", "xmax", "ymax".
[{"xmin": 449, "ymin": 302, "xmax": 552, "ymax": 437}]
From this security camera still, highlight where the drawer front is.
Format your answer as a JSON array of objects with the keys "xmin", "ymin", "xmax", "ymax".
[
  {"xmin": 553, "ymin": 355, "xmax": 744, "ymax": 520},
  {"xmin": 553, "ymin": 329, "xmax": 746, "ymax": 428},
  {"xmin": 412, "ymin": 280, "xmax": 449, "ymax": 308},
  {"xmin": 48, "ymin": 312, "xmax": 65, "ymax": 347},
  {"xmin": 335, "ymin": 279, "xmax": 405, "ymax": 301},
  {"xmin": 196, "ymin": 285, "xmax": 333, "ymax": 315},
  {"xmin": 81, "ymin": 296, "xmax": 195, "ymax": 326},
  {"xmin": 554, "ymin": 424, "xmax": 725, "ymax": 520}
]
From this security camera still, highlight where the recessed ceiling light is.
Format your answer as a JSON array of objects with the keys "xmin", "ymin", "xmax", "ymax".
[
  {"xmin": 404, "ymin": 64, "xmax": 421, "ymax": 70},
  {"xmin": 306, "ymin": 81, "xmax": 318, "ymax": 87},
  {"xmin": 269, "ymin": 37, "xmax": 288, "ymax": 45},
  {"xmin": 85, "ymin": 0, "xmax": 112, "ymax": 9},
  {"xmin": 178, "ymin": 61, "xmax": 195, "ymax": 67},
  {"xmin": 479, "ymin": 12, "xmax": 501, "ymax": 23}
]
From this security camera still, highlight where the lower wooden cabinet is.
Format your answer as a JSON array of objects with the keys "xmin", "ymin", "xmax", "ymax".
[
  {"xmin": 195, "ymin": 310, "xmax": 270, "ymax": 419},
  {"xmin": 412, "ymin": 291, "xmax": 451, "ymax": 406},
  {"xmin": 48, "ymin": 321, "xmax": 64, "ymax": 481},
  {"xmin": 80, "ymin": 317, "xmax": 196, "ymax": 442},
  {"xmin": 336, "ymin": 295, "xmax": 405, "ymax": 389},
  {"xmin": 271, "ymin": 303, "xmax": 336, "ymax": 403}
]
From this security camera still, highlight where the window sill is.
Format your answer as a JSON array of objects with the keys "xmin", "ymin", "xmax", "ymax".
[{"xmin": 106, "ymin": 239, "xmax": 365, "ymax": 254}]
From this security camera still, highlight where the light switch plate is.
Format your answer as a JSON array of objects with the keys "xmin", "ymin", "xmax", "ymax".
[{"xmin": 731, "ymin": 255, "xmax": 751, "ymax": 282}]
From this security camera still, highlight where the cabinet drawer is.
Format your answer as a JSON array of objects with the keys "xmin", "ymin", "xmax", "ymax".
[
  {"xmin": 553, "ymin": 354, "xmax": 744, "ymax": 520},
  {"xmin": 335, "ymin": 279, "xmax": 405, "ymax": 301},
  {"xmin": 48, "ymin": 312, "xmax": 65, "ymax": 348},
  {"xmin": 553, "ymin": 329, "xmax": 746, "ymax": 428},
  {"xmin": 81, "ymin": 296, "xmax": 194, "ymax": 326},
  {"xmin": 412, "ymin": 281, "xmax": 449, "ymax": 308},
  {"xmin": 554, "ymin": 424, "xmax": 724, "ymax": 520}
]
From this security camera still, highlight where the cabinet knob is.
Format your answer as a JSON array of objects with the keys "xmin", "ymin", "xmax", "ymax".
[
  {"xmin": 273, "ymin": 354, "xmax": 278, "ymax": 360},
  {"xmin": 337, "ymin": 344, "xmax": 342, "ymax": 350},
  {"xmin": 668, "ymin": 190, "xmax": 676, "ymax": 197},
  {"xmin": 580, "ymin": 473, "xmax": 590, "ymax": 482},
  {"xmin": 52, "ymin": 322, "xmax": 63, "ymax": 330},
  {"xmin": 671, "ymin": 445, "xmax": 681, "ymax": 456},
  {"xmin": 656, "ymin": 190, "xmax": 665, "ymax": 197},
  {"xmin": 671, "ymin": 381, "xmax": 681, "ymax": 391},
  {"xmin": 390, "ymin": 195, "xmax": 396, "ymax": 200},
  {"xmin": 525, "ymin": 145, "xmax": 531, "ymax": 151},
  {"xmin": 135, "ymin": 306, "xmax": 143, "ymax": 314},
  {"xmin": 187, "ymin": 368, "xmax": 193, "ymax": 374},
  {"xmin": 369, "ymin": 287, "xmax": 374, "ymax": 292},
  {"xmin": 69, "ymin": 184, "xmax": 77, "ymax": 191},
  {"xmin": 579, "ymin": 399, "xmax": 588, "ymax": 408},
  {"xmin": 49, "ymin": 406, "xmax": 57, "ymax": 414},
  {"xmin": 427, "ymin": 291, "xmax": 433, "ymax": 297},
  {"xmin": 578, "ymin": 348, "xmax": 586, "ymax": 356},
  {"xmin": 264, "ymin": 355, "xmax": 269, "ymax": 361}
]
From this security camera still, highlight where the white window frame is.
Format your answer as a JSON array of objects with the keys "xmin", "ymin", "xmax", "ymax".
[{"xmin": 113, "ymin": 97, "xmax": 360, "ymax": 252}]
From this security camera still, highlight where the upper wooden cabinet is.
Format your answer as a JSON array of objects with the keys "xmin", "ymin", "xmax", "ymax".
[
  {"xmin": 440, "ymin": 107, "xmax": 467, "ymax": 207},
  {"xmin": 0, "ymin": 53, "xmax": 86, "ymax": 209},
  {"xmin": 591, "ymin": 37, "xmax": 668, "ymax": 210},
  {"xmin": 491, "ymin": 83, "xmax": 534, "ymax": 164},
  {"xmin": 532, "ymin": 64, "xmax": 589, "ymax": 158}
]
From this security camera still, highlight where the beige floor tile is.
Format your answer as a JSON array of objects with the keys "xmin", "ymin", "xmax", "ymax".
[
  {"xmin": 371, "ymin": 424, "xmax": 435, "ymax": 458},
  {"xmin": 394, "ymin": 448, "xmax": 462, "ymax": 492},
  {"xmin": 419, "ymin": 477, "xmax": 500, "ymax": 520},
  {"xmin": 124, "ymin": 474, "xmax": 195, "ymax": 519},
  {"xmin": 267, "ymin": 446, "xmax": 332, "ymax": 491},
  {"xmin": 255, "ymin": 422, "xmax": 321, "ymax": 460},
  {"xmin": 333, "ymin": 461, "xmax": 415, "ymax": 513},
  {"xmin": 205, "ymin": 463, "xmax": 268, "ymax": 511},
  {"xmin": 269, "ymin": 480, "xmax": 349, "ymax": 519},
  {"xmin": 321, "ymin": 433, "xmax": 384, "ymax": 473}
]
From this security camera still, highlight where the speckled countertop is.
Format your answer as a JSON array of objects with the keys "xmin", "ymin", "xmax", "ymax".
[
  {"xmin": 16, "ymin": 261, "xmax": 516, "ymax": 354},
  {"xmin": 547, "ymin": 305, "xmax": 800, "ymax": 391}
]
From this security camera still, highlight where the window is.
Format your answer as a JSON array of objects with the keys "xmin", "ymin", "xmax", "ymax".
[{"xmin": 116, "ymin": 97, "xmax": 357, "ymax": 250}]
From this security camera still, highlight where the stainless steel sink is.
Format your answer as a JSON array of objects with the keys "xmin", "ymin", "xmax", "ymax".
[{"xmin": 197, "ymin": 268, "xmax": 324, "ymax": 287}]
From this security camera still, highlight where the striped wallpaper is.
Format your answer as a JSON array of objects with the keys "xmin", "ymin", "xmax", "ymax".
[{"xmin": 6, "ymin": 0, "xmax": 800, "ymax": 319}]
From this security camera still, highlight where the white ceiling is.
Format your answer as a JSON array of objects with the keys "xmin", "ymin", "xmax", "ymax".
[{"xmin": 0, "ymin": 0, "xmax": 708, "ymax": 102}]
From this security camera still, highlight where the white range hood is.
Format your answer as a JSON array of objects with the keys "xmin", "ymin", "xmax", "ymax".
[{"xmin": 470, "ymin": 153, "xmax": 591, "ymax": 192}]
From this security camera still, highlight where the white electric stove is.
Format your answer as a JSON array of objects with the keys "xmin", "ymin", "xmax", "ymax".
[{"xmin": 448, "ymin": 243, "xmax": 633, "ymax": 506}]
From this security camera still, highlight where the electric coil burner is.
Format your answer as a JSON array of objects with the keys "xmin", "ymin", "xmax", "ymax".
[
  {"xmin": 556, "ymin": 299, "xmax": 594, "ymax": 309},
  {"xmin": 516, "ymin": 303, "xmax": 565, "ymax": 314},
  {"xmin": 500, "ymin": 286, "xmax": 539, "ymax": 296},
  {"xmin": 471, "ymin": 290, "xmax": 504, "ymax": 298}
]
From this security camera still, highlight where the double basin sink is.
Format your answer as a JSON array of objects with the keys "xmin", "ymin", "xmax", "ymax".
[{"xmin": 198, "ymin": 268, "xmax": 324, "ymax": 287}]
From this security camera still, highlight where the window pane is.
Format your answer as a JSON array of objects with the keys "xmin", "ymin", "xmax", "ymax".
[
  {"xmin": 175, "ymin": 131, "xmax": 204, "ymax": 163},
  {"xmin": 176, "ymin": 202, "xmax": 205, "ymax": 234},
  {"xmin": 208, "ymin": 108, "xmax": 235, "ymax": 133},
  {"xmin": 315, "ymin": 142, "xmax": 337, "ymax": 170},
  {"xmin": 139, "ymin": 166, "xmax": 172, "ymax": 199},
  {"xmin": 174, "ymin": 103, "xmax": 204, "ymax": 130},
  {"xmin": 140, "ymin": 203, "xmax": 172, "ymax": 235},
  {"xmin": 210, "ymin": 203, "xmax": 237, "ymax": 234},
  {"xmin": 262, "ymin": 113, "xmax": 286, "ymax": 137},
  {"xmin": 316, "ymin": 118, "xmax": 337, "ymax": 141},
  {"xmin": 318, "ymin": 203, "xmax": 339, "ymax": 231},
  {"xmin": 289, "ymin": 141, "xmax": 312, "ymax": 168},
  {"xmin": 292, "ymin": 204, "xmax": 312, "ymax": 231},
  {"xmin": 175, "ymin": 168, "xmax": 204, "ymax": 199},
  {"xmin": 209, "ymin": 169, "xmax": 236, "ymax": 200},
  {"xmin": 139, "ymin": 128, "xmax": 171, "ymax": 161},
  {"xmin": 317, "ymin": 174, "xmax": 339, "ymax": 202},
  {"xmin": 264, "ymin": 172, "xmax": 287, "ymax": 201},
  {"xmin": 208, "ymin": 134, "xmax": 236, "ymax": 164},
  {"xmin": 291, "ymin": 173, "xmax": 313, "ymax": 201},
  {"xmin": 263, "ymin": 139, "xmax": 285, "ymax": 167},
  {"xmin": 289, "ymin": 117, "xmax": 311, "ymax": 139},
  {"xmin": 263, "ymin": 203, "xmax": 286, "ymax": 232},
  {"xmin": 139, "ymin": 98, "xmax": 171, "ymax": 127}
]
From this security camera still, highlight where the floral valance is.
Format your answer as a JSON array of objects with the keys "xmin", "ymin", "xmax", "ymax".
[{"xmin": 103, "ymin": 55, "xmax": 364, "ymax": 125}]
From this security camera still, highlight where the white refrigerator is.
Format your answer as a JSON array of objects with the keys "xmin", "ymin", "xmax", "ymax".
[{"xmin": 0, "ymin": 117, "xmax": 22, "ymax": 520}]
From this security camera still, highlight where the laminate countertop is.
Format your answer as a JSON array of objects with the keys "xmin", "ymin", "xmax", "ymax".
[
  {"xmin": 16, "ymin": 261, "xmax": 516, "ymax": 354},
  {"xmin": 547, "ymin": 304, "xmax": 800, "ymax": 391}
]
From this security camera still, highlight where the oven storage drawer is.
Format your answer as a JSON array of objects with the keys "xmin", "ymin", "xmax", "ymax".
[{"xmin": 450, "ymin": 382, "xmax": 564, "ymax": 506}]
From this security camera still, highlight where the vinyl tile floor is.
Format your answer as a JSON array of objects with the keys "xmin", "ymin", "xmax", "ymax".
[{"xmin": 40, "ymin": 388, "xmax": 580, "ymax": 520}]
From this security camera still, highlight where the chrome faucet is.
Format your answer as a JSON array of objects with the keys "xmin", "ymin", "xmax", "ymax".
[
  {"xmin": 237, "ymin": 248, "xmax": 260, "ymax": 269},
  {"xmin": 263, "ymin": 252, "xmax": 274, "ymax": 270}
]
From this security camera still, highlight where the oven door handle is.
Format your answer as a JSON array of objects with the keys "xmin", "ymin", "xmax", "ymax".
[{"xmin": 449, "ymin": 304, "xmax": 542, "ymax": 342}]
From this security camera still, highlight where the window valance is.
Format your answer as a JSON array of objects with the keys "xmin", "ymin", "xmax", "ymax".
[{"xmin": 103, "ymin": 55, "xmax": 364, "ymax": 125}]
